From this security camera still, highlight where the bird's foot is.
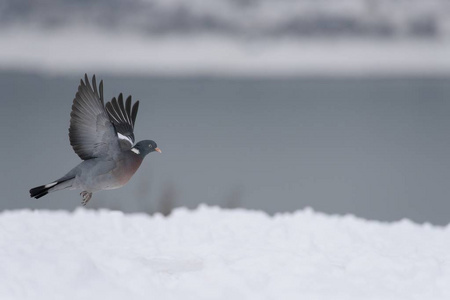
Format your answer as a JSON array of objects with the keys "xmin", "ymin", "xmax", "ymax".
[{"xmin": 80, "ymin": 191, "xmax": 92, "ymax": 206}]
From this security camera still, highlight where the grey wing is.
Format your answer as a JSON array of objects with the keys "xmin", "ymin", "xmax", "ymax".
[
  {"xmin": 105, "ymin": 93, "xmax": 139, "ymax": 151},
  {"xmin": 69, "ymin": 74, "xmax": 121, "ymax": 160}
]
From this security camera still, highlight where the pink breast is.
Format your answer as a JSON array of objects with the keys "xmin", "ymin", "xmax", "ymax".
[{"xmin": 113, "ymin": 155, "xmax": 143, "ymax": 186}]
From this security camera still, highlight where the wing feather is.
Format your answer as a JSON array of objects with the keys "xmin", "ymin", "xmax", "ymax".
[
  {"xmin": 118, "ymin": 95, "xmax": 128, "ymax": 124},
  {"xmin": 125, "ymin": 96, "xmax": 132, "ymax": 125},
  {"xmin": 105, "ymin": 93, "xmax": 139, "ymax": 150},
  {"xmin": 69, "ymin": 74, "xmax": 121, "ymax": 160},
  {"xmin": 131, "ymin": 101, "xmax": 139, "ymax": 127}
]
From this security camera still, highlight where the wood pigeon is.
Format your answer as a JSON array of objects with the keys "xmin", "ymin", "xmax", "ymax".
[{"xmin": 30, "ymin": 74, "xmax": 161, "ymax": 206}]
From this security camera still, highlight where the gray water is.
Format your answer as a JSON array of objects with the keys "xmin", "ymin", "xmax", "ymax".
[{"xmin": 1, "ymin": 72, "xmax": 450, "ymax": 225}]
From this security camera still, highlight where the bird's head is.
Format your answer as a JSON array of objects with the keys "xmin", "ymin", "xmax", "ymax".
[{"xmin": 131, "ymin": 140, "xmax": 161, "ymax": 157}]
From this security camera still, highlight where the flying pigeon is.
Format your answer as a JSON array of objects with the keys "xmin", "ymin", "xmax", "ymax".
[{"xmin": 30, "ymin": 74, "xmax": 161, "ymax": 206}]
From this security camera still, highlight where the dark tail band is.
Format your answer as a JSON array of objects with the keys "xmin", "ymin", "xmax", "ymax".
[
  {"xmin": 30, "ymin": 184, "xmax": 54, "ymax": 199},
  {"xmin": 30, "ymin": 178, "xmax": 71, "ymax": 199}
]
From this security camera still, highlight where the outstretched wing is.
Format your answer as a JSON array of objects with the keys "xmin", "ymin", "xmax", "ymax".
[
  {"xmin": 69, "ymin": 74, "xmax": 121, "ymax": 160},
  {"xmin": 105, "ymin": 93, "xmax": 139, "ymax": 151}
]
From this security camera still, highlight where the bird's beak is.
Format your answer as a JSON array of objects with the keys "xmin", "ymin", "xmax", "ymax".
[{"xmin": 155, "ymin": 147, "xmax": 162, "ymax": 153}]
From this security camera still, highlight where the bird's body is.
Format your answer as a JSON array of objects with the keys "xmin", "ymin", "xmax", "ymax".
[
  {"xmin": 62, "ymin": 151, "xmax": 143, "ymax": 192},
  {"xmin": 30, "ymin": 74, "xmax": 160, "ymax": 205}
]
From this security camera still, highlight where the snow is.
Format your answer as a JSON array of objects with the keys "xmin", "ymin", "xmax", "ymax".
[
  {"xmin": 1, "ymin": 28, "xmax": 450, "ymax": 77},
  {"xmin": 1, "ymin": 206, "xmax": 449, "ymax": 299},
  {"xmin": 2, "ymin": 0, "xmax": 450, "ymax": 76}
]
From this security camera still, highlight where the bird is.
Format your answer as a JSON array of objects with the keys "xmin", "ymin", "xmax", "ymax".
[{"xmin": 29, "ymin": 74, "xmax": 161, "ymax": 206}]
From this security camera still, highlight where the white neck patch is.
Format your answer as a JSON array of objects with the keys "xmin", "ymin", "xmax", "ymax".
[{"xmin": 131, "ymin": 147, "xmax": 140, "ymax": 155}]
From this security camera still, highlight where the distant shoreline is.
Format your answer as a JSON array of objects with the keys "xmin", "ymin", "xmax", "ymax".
[{"xmin": 1, "ymin": 27, "xmax": 450, "ymax": 78}]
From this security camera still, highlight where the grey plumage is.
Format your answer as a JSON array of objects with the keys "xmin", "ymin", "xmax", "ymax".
[
  {"xmin": 69, "ymin": 74, "xmax": 120, "ymax": 160},
  {"xmin": 30, "ymin": 74, "xmax": 161, "ymax": 205},
  {"xmin": 105, "ymin": 93, "xmax": 139, "ymax": 150}
]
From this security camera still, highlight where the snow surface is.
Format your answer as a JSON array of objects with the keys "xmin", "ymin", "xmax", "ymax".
[
  {"xmin": 3, "ymin": 0, "xmax": 450, "ymax": 76},
  {"xmin": 2, "ymin": 28, "xmax": 450, "ymax": 77},
  {"xmin": 1, "ymin": 206, "xmax": 449, "ymax": 300}
]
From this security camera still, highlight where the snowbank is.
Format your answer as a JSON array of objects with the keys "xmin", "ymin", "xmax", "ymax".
[
  {"xmin": 3, "ymin": 0, "xmax": 450, "ymax": 76},
  {"xmin": 1, "ymin": 28, "xmax": 450, "ymax": 77},
  {"xmin": 1, "ymin": 206, "xmax": 449, "ymax": 300}
]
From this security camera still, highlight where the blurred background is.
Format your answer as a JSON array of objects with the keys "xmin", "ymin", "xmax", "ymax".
[{"xmin": 1, "ymin": 0, "xmax": 450, "ymax": 225}]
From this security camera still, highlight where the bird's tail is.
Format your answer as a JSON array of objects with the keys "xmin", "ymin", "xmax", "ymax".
[{"xmin": 30, "ymin": 178, "xmax": 74, "ymax": 199}]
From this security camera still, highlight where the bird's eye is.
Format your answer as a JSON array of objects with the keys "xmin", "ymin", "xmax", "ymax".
[{"xmin": 149, "ymin": 145, "xmax": 152, "ymax": 148}]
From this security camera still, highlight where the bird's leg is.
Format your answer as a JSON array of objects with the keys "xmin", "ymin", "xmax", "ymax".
[{"xmin": 80, "ymin": 191, "xmax": 92, "ymax": 206}]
